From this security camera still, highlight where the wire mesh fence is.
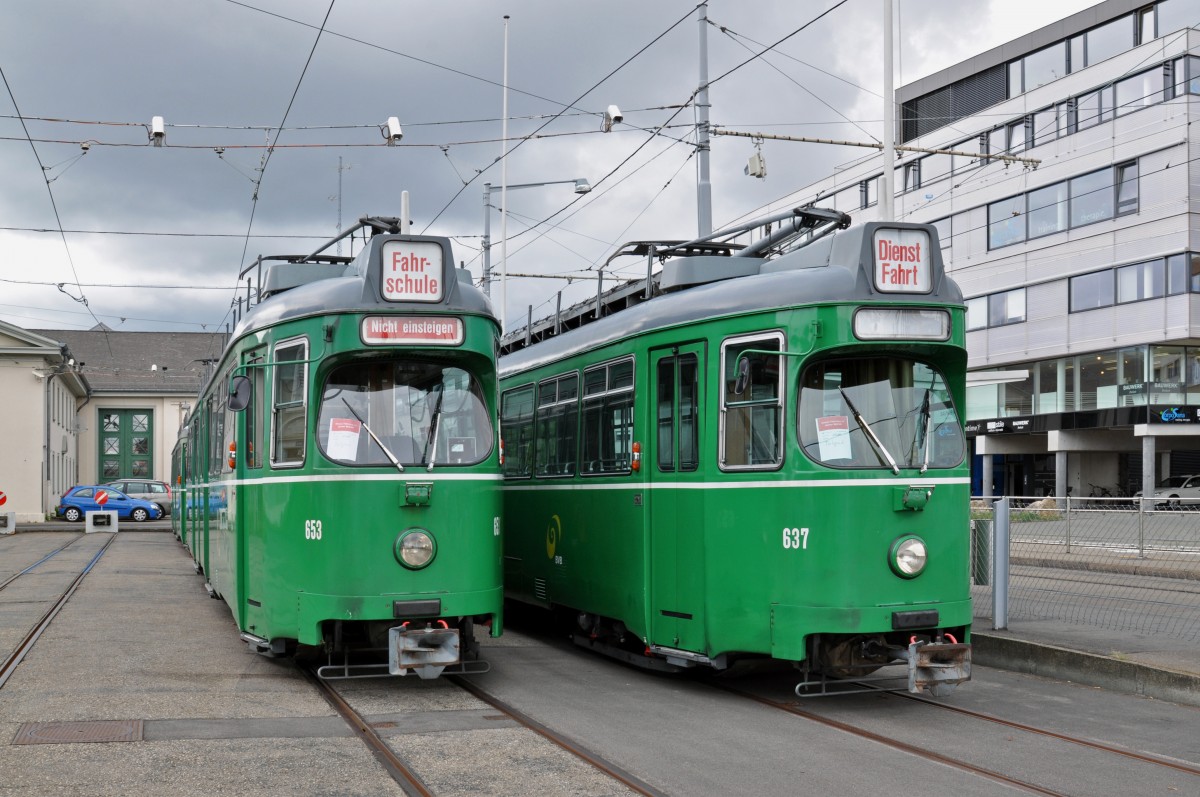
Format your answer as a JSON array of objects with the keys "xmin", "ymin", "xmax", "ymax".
[{"xmin": 971, "ymin": 496, "xmax": 1200, "ymax": 641}]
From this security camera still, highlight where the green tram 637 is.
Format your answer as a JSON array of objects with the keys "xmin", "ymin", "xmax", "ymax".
[
  {"xmin": 171, "ymin": 217, "xmax": 502, "ymax": 679},
  {"xmin": 498, "ymin": 211, "xmax": 971, "ymax": 695}
]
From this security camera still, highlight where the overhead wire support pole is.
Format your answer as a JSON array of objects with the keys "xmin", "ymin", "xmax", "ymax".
[
  {"xmin": 708, "ymin": 127, "xmax": 1041, "ymax": 168},
  {"xmin": 880, "ymin": 0, "xmax": 894, "ymax": 221},
  {"xmin": 696, "ymin": 1, "xmax": 713, "ymax": 237},
  {"xmin": 500, "ymin": 15, "xmax": 511, "ymax": 333}
]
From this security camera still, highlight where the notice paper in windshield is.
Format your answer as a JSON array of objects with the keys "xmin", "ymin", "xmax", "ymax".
[
  {"xmin": 816, "ymin": 415, "xmax": 852, "ymax": 461},
  {"xmin": 328, "ymin": 418, "xmax": 362, "ymax": 461}
]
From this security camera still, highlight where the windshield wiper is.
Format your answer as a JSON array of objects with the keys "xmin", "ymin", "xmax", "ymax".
[
  {"xmin": 840, "ymin": 388, "xmax": 900, "ymax": 475},
  {"xmin": 919, "ymin": 389, "xmax": 932, "ymax": 474},
  {"xmin": 422, "ymin": 384, "xmax": 445, "ymax": 472},
  {"xmin": 342, "ymin": 398, "xmax": 404, "ymax": 473}
]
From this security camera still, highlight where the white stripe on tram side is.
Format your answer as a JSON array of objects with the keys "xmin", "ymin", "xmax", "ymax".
[
  {"xmin": 191, "ymin": 472, "xmax": 504, "ymax": 490},
  {"xmin": 501, "ymin": 476, "xmax": 972, "ymax": 492}
]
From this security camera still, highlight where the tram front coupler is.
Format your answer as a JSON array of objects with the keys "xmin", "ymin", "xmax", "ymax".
[
  {"xmin": 388, "ymin": 623, "xmax": 461, "ymax": 679},
  {"xmin": 894, "ymin": 638, "xmax": 971, "ymax": 696}
]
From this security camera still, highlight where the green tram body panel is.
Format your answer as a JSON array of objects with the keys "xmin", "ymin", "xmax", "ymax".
[
  {"xmin": 500, "ymin": 221, "xmax": 971, "ymax": 668},
  {"xmin": 172, "ymin": 230, "xmax": 504, "ymax": 655}
]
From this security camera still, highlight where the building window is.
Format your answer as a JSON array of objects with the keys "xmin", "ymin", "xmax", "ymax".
[
  {"xmin": 1069, "ymin": 168, "xmax": 1115, "ymax": 227},
  {"xmin": 1139, "ymin": 5, "xmax": 1156, "ymax": 44},
  {"xmin": 1086, "ymin": 15, "xmax": 1135, "ymax": 67},
  {"xmin": 1077, "ymin": 90, "xmax": 1102, "ymax": 130},
  {"xmin": 1116, "ymin": 259, "xmax": 1165, "ymax": 303},
  {"xmin": 1116, "ymin": 161, "xmax": 1139, "ymax": 215},
  {"xmin": 989, "ymin": 288, "xmax": 1026, "ymax": 326},
  {"xmin": 988, "ymin": 195, "xmax": 1026, "ymax": 249},
  {"xmin": 1070, "ymin": 271, "xmax": 1115, "ymax": 312},
  {"xmin": 1008, "ymin": 59, "xmax": 1023, "ymax": 97},
  {"xmin": 860, "ymin": 177, "xmax": 878, "ymax": 208},
  {"xmin": 1031, "ymin": 108, "xmax": 1058, "ymax": 147},
  {"xmin": 988, "ymin": 126, "xmax": 1007, "ymax": 157},
  {"xmin": 932, "ymin": 217, "xmax": 952, "ymax": 250},
  {"xmin": 1167, "ymin": 253, "xmax": 1189, "ymax": 295},
  {"xmin": 1027, "ymin": 182, "xmax": 1068, "ymax": 238},
  {"xmin": 1024, "ymin": 42, "xmax": 1067, "ymax": 90},
  {"xmin": 965, "ymin": 297, "xmax": 987, "ymax": 331},
  {"xmin": 1007, "ymin": 118, "xmax": 1028, "ymax": 153},
  {"xmin": 1116, "ymin": 67, "xmax": 1165, "ymax": 115},
  {"xmin": 903, "ymin": 161, "xmax": 920, "ymax": 192},
  {"xmin": 923, "ymin": 153, "xmax": 950, "ymax": 185}
]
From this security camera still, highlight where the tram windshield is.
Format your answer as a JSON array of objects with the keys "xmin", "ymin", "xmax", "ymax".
[
  {"xmin": 798, "ymin": 357, "xmax": 965, "ymax": 470},
  {"xmin": 317, "ymin": 360, "xmax": 492, "ymax": 467}
]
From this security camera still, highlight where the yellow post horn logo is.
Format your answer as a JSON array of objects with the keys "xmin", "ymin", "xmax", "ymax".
[{"xmin": 546, "ymin": 514, "xmax": 562, "ymax": 560}]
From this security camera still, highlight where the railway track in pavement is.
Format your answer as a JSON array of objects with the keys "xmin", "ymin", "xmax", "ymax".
[
  {"xmin": 305, "ymin": 665, "xmax": 666, "ymax": 797},
  {"xmin": 708, "ymin": 677, "xmax": 1200, "ymax": 796},
  {"xmin": 0, "ymin": 532, "xmax": 116, "ymax": 689}
]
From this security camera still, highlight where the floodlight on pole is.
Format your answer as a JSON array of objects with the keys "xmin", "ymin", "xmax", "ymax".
[{"xmin": 481, "ymin": 176, "xmax": 593, "ymax": 309}]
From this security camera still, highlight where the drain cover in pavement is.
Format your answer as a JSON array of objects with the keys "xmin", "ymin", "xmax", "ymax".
[{"xmin": 12, "ymin": 720, "xmax": 143, "ymax": 745}]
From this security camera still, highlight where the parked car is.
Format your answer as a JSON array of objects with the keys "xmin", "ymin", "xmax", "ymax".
[
  {"xmin": 106, "ymin": 479, "xmax": 171, "ymax": 517},
  {"xmin": 1132, "ymin": 475, "xmax": 1200, "ymax": 508},
  {"xmin": 55, "ymin": 486, "xmax": 162, "ymax": 522}
]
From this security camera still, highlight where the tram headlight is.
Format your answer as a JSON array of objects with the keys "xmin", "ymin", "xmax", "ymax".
[
  {"xmin": 889, "ymin": 535, "xmax": 927, "ymax": 578},
  {"xmin": 395, "ymin": 529, "xmax": 436, "ymax": 570}
]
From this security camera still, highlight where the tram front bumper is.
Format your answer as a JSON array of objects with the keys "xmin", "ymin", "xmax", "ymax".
[
  {"xmin": 388, "ymin": 625, "xmax": 461, "ymax": 679},
  {"xmin": 898, "ymin": 640, "xmax": 971, "ymax": 695}
]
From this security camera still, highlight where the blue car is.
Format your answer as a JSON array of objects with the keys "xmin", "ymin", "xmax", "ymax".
[{"xmin": 56, "ymin": 485, "xmax": 163, "ymax": 523}]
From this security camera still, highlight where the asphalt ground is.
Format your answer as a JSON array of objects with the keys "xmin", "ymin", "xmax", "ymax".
[{"xmin": 6, "ymin": 517, "xmax": 1200, "ymax": 712}]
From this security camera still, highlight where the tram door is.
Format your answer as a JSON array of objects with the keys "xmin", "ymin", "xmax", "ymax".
[{"xmin": 648, "ymin": 342, "xmax": 706, "ymax": 651}]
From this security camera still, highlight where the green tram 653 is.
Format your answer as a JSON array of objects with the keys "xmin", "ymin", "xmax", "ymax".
[
  {"xmin": 171, "ymin": 217, "xmax": 502, "ymax": 679},
  {"xmin": 498, "ymin": 211, "xmax": 971, "ymax": 696}
]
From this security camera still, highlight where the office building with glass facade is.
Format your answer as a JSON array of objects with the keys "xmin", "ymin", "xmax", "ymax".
[{"xmin": 776, "ymin": 0, "xmax": 1200, "ymax": 498}]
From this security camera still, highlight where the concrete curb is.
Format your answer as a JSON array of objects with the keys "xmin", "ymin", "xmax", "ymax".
[{"xmin": 973, "ymin": 632, "xmax": 1200, "ymax": 708}]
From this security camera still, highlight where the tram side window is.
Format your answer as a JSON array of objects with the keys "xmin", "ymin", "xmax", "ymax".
[
  {"xmin": 535, "ymin": 374, "xmax": 578, "ymax": 477},
  {"xmin": 272, "ymin": 339, "xmax": 308, "ymax": 467},
  {"xmin": 501, "ymin": 386, "xmax": 535, "ymax": 478},
  {"xmin": 581, "ymin": 359, "xmax": 635, "ymax": 474},
  {"xmin": 221, "ymin": 368, "xmax": 236, "ymax": 473},
  {"xmin": 249, "ymin": 360, "xmax": 265, "ymax": 468},
  {"xmin": 721, "ymin": 336, "xmax": 784, "ymax": 469}
]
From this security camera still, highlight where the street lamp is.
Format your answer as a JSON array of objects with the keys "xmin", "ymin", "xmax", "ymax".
[{"xmin": 481, "ymin": 178, "xmax": 591, "ymax": 331}]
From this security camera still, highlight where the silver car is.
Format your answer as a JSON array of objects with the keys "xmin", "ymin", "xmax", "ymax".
[{"xmin": 1134, "ymin": 475, "xmax": 1200, "ymax": 509}]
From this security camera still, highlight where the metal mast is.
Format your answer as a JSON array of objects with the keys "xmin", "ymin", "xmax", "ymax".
[{"xmin": 696, "ymin": 1, "xmax": 713, "ymax": 237}]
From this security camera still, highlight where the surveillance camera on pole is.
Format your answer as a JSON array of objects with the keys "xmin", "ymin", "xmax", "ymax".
[
  {"xmin": 150, "ymin": 116, "xmax": 165, "ymax": 147},
  {"xmin": 602, "ymin": 105, "xmax": 623, "ymax": 133},
  {"xmin": 384, "ymin": 116, "xmax": 403, "ymax": 145}
]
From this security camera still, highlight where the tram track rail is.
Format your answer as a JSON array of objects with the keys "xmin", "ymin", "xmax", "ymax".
[
  {"xmin": 711, "ymin": 681, "xmax": 1072, "ymax": 797},
  {"xmin": 0, "ymin": 533, "xmax": 86, "ymax": 593},
  {"xmin": 0, "ymin": 533, "xmax": 117, "ymax": 690},
  {"xmin": 712, "ymin": 677, "xmax": 1200, "ymax": 795},
  {"xmin": 303, "ymin": 664, "xmax": 666, "ymax": 797},
  {"xmin": 883, "ymin": 689, "xmax": 1200, "ymax": 777}
]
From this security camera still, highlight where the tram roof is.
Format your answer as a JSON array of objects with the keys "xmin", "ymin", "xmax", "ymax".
[
  {"xmin": 232, "ymin": 232, "xmax": 496, "ymax": 341},
  {"xmin": 500, "ymin": 221, "xmax": 960, "ymax": 378}
]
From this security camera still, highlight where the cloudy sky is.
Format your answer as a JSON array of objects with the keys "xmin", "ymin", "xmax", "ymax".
[{"xmin": 0, "ymin": 0, "xmax": 1098, "ymax": 337}]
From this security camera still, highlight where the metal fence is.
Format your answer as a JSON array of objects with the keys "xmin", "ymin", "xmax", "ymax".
[{"xmin": 971, "ymin": 496, "xmax": 1200, "ymax": 641}]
